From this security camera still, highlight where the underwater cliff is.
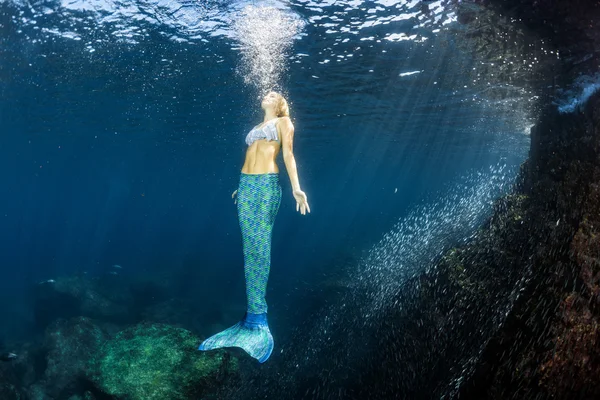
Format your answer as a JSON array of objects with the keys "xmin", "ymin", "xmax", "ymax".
[
  {"xmin": 461, "ymin": 81, "xmax": 600, "ymax": 400},
  {"xmin": 453, "ymin": 1, "xmax": 600, "ymax": 398}
]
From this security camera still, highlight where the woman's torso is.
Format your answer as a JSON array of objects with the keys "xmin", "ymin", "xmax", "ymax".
[{"xmin": 241, "ymin": 118, "xmax": 282, "ymax": 174}]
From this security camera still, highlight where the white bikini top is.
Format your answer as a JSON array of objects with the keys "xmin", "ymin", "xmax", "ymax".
[{"xmin": 245, "ymin": 118, "xmax": 280, "ymax": 146}]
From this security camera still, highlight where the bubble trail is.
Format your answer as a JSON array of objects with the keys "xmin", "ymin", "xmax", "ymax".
[{"xmin": 231, "ymin": 5, "xmax": 303, "ymax": 95}]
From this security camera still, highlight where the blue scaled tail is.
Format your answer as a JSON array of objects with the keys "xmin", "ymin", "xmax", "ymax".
[
  {"xmin": 198, "ymin": 312, "xmax": 274, "ymax": 363},
  {"xmin": 200, "ymin": 173, "xmax": 281, "ymax": 364}
]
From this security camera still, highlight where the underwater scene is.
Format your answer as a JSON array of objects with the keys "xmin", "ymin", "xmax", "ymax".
[{"xmin": 0, "ymin": 0, "xmax": 599, "ymax": 399}]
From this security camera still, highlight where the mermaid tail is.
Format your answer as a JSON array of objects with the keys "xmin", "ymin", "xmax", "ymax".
[
  {"xmin": 198, "ymin": 312, "xmax": 273, "ymax": 363},
  {"xmin": 199, "ymin": 173, "xmax": 281, "ymax": 363}
]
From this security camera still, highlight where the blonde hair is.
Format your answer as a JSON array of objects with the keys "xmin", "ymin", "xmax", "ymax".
[{"xmin": 273, "ymin": 92, "xmax": 290, "ymax": 118}]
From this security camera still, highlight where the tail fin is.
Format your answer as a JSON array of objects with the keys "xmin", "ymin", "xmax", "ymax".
[{"xmin": 198, "ymin": 313, "xmax": 273, "ymax": 363}]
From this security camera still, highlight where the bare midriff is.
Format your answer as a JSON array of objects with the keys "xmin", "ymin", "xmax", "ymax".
[{"xmin": 241, "ymin": 139, "xmax": 281, "ymax": 174}]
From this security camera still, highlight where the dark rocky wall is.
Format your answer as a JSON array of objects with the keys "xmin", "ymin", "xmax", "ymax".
[
  {"xmin": 458, "ymin": 87, "xmax": 600, "ymax": 400},
  {"xmin": 451, "ymin": 1, "xmax": 600, "ymax": 398}
]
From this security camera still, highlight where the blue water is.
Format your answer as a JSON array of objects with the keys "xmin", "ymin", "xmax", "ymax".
[{"xmin": 0, "ymin": 0, "xmax": 532, "ymax": 360}]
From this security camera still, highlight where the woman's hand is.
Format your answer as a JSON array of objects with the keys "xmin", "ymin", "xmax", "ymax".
[
  {"xmin": 293, "ymin": 189, "xmax": 310, "ymax": 215},
  {"xmin": 232, "ymin": 189, "xmax": 238, "ymax": 204}
]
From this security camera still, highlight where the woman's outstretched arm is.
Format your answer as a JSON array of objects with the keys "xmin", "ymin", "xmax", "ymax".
[{"xmin": 280, "ymin": 117, "xmax": 310, "ymax": 215}]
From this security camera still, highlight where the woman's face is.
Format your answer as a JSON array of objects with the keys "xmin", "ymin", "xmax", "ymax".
[{"xmin": 261, "ymin": 91, "xmax": 278, "ymax": 110}]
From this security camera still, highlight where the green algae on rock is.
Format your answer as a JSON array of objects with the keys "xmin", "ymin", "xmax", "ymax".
[{"xmin": 90, "ymin": 323, "xmax": 238, "ymax": 400}]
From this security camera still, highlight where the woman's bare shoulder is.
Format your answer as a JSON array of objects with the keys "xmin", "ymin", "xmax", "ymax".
[{"xmin": 276, "ymin": 116, "xmax": 294, "ymax": 129}]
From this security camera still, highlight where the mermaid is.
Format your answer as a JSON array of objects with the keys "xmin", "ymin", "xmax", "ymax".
[{"xmin": 199, "ymin": 91, "xmax": 310, "ymax": 363}]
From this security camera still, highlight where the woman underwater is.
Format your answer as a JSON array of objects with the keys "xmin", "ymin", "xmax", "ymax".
[{"xmin": 199, "ymin": 91, "xmax": 310, "ymax": 363}]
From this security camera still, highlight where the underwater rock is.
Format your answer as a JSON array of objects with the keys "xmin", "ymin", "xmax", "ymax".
[
  {"xmin": 40, "ymin": 317, "xmax": 110, "ymax": 399},
  {"xmin": 0, "ymin": 341, "xmax": 42, "ymax": 399},
  {"xmin": 0, "ymin": 382, "xmax": 24, "ymax": 400},
  {"xmin": 529, "ymin": 109, "xmax": 600, "ymax": 399},
  {"xmin": 571, "ymin": 180, "xmax": 600, "ymax": 303},
  {"xmin": 0, "ymin": 359, "xmax": 24, "ymax": 400},
  {"xmin": 89, "ymin": 323, "xmax": 238, "ymax": 400},
  {"xmin": 67, "ymin": 391, "xmax": 96, "ymax": 400},
  {"xmin": 1, "ymin": 342, "xmax": 42, "ymax": 392},
  {"xmin": 25, "ymin": 384, "xmax": 48, "ymax": 400},
  {"xmin": 453, "ymin": 88, "xmax": 600, "ymax": 399},
  {"xmin": 538, "ymin": 293, "xmax": 600, "ymax": 398}
]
